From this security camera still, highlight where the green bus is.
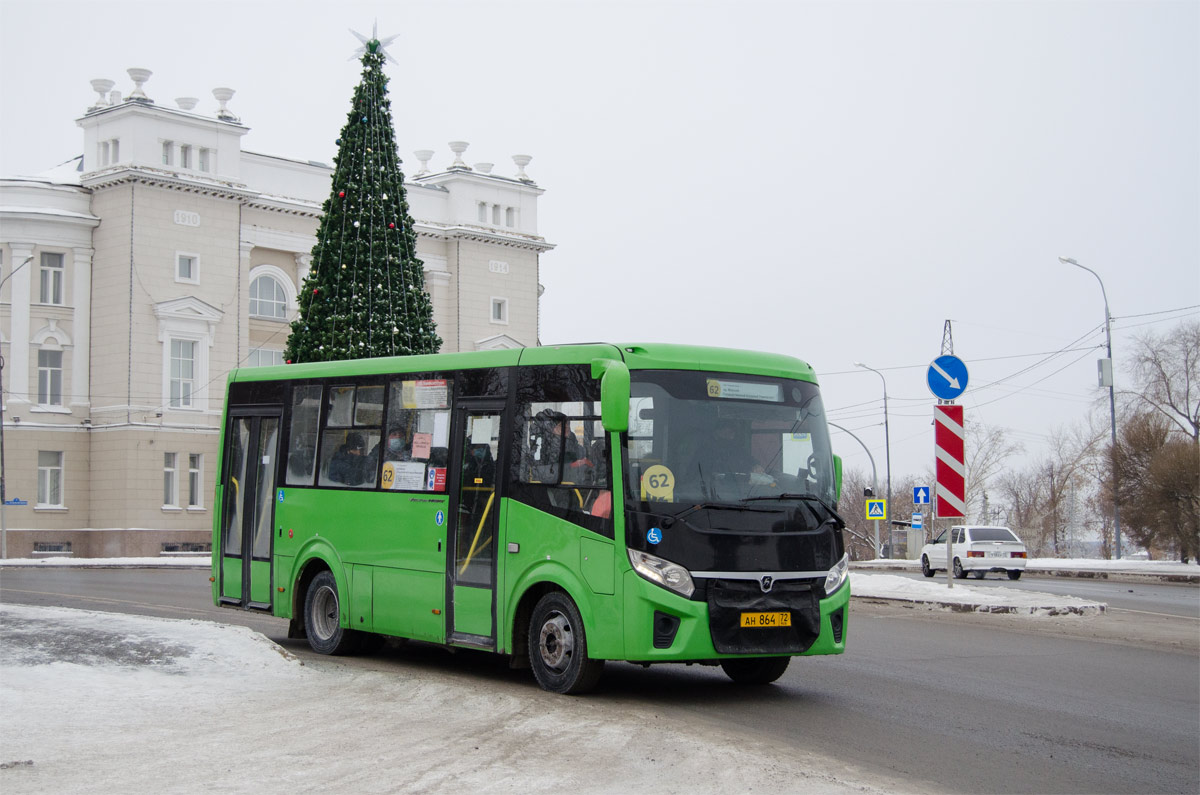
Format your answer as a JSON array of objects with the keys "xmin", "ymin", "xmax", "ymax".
[{"xmin": 213, "ymin": 343, "xmax": 849, "ymax": 693}]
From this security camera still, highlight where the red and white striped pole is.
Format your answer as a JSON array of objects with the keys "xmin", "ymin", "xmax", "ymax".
[
  {"xmin": 934, "ymin": 404, "xmax": 966, "ymax": 519},
  {"xmin": 935, "ymin": 404, "xmax": 965, "ymax": 588}
]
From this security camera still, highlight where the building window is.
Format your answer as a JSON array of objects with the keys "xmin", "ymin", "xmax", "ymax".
[
  {"xmin": 37, "ymin": 451, "xmax": 64, "ymax": 507},
  {"xmin": 37, "ymin": 350, "xmax": 63, "ymax": 406},
  {"xmin": 249, "ymin": 275, "xmax": 288, "ymax": 320},
  {"xmin": 164, "ymin": 452, "xmax": 179, "ymax": 507},
  {"xmin": 180, "ymin": 145, "xmax": 192, "ymax": 169},
  {"xmin": 477, "ymin": 202, "xmax": 487, "ymax": 223},
  {"xmin": 491, "ymin": 297, "xmax": 508, "ymax": 324},
  {"xmin": 247, "ymin": 347, "xmax": 284, "ymax": 367},
  {"xmin": 176, "ymin": 253, "xmax": 199, "ymax": 284},
  {"xmin": 491, "ymin": 204, "xmax": 501, "ymax": 225},
  {"xmin": 188, "ymin": 454, "xmax": 203, "ymax": 508},
  {"xmin": 170, "ymin": 339, "xmax": 197, "ymax": 408},
  {"xmin": 505, "ymin": 207, "xmax": 515, "ymax": 227},
  {"xmin": 111, "ymin": 139, "xmax": 120, "ymax": 163},
  {"xmin": 100, "ymin": 141, "xmax": 110, "ymax": 166},
  {"xmin": 198, "ymin": 148, "xmax": 211, "ymax": 172},
  {"xmin": 162, "ymin": 141, "xmax": 173, "ymax": 166},
  {"xmin": 39, "ymin": 252, "xmax": 64, "ymax": 304},
  {"xmin": 33, "ymin": 541, "xmax": 72, "ymax": 554}
]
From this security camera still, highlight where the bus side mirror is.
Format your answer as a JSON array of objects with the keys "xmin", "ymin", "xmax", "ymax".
[
  {"xmin": 833, "ymin": 453, "xmax": 843, "ymax": 502},
  {"xmin": 591, "ymin": 358, "xmax": 630, "ymax": 432}
]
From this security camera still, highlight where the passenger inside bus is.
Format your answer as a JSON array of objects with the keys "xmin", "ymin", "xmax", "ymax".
[{"xmin": 328, "ymin": 432, "xmax": 373, "ymax": 485}]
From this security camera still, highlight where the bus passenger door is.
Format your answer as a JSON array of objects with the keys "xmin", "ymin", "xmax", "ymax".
[
  {"xmin": 218, "ymin": 410, "xmax": 280, "ymax": 610},
  {"xmin": 446, "ymin": 404, "xmax": 505, "ymax": 646}
]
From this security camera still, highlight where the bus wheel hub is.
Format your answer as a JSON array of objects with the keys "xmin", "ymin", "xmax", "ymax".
[{"xmin": 538, "ymin": 612, "xmax": 573, "ymax": 670}]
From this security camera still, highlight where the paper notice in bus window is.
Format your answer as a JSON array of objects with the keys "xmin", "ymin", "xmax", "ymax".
[
  {"xmin": 470, "ymin": 416, "xmax": 496, "ymax": 445},
  {"xmin": 706, "ymin": 379, "xmax": 783, "ymax": 402},
  {"xmin": 394, "ymin": 461, "xmax": 427, "ymax": 491},
  {"xmin": 402, "ymin": 379, "xmax": 449, "ymax": 409},
  {"xmin": 432, "ymin": 411, "xmax": 450, "ymax": 447},
  {"xmin": 427, "ymin": 466, "xmax": 447, "ymax": 492},
  {"xmin": 411, "ymin": 432, "xmax": 432, "ymax": 460}
]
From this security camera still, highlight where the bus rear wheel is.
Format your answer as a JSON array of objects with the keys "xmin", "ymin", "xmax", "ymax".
[
  {"xmin": 528, "ymin": 592, "xmax": 604, "ymax": 694},
  {"xmin": 720, "ymin": 656, "xmax": 790, "ymax": 685},
  {"xmin": 304, "ymin": 570, "xmax": 358, "ymax": 655}
]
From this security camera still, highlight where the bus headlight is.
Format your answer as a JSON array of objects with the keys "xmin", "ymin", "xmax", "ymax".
[
  {"xmin": 824, "ymin": 554, "xmax": 849, "ymax": 595},
  {"xmin": 628, "ymin": 549, "xmax": 695, "ymax": 598}
]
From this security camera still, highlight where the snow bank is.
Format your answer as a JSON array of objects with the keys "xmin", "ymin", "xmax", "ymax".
[{"xmin": 849, "ymin": 572, "xmax": 1105, "ymax": 615}]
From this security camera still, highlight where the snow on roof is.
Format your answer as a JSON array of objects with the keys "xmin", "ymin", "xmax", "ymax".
[{"xmin": 3, "ymin": 155, "xmax": 86, "ymax": 184}]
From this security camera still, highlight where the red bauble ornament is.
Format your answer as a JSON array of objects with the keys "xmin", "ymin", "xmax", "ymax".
[
  {"xmin": 389, "ymin": 222, "xmax": 395, "ymax": 229},
  {"xmin": 286, "ymin": 359, "xmax": 292, "ymax": 365},
  {"xmin": 339, "ymin": 190, "xmax": 345, "ymax": 198},
  {"xmin": 312, "ymin": 288, "xmax": 319, "ymax": 294}
]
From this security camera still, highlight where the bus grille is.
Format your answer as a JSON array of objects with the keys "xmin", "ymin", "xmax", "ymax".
[{"xmin": 707, "ymin": 579, "xmax": 821, "ymax": 655}]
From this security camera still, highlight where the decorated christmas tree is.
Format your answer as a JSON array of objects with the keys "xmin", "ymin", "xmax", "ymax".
[{"xmin": 285, "ymin": 27, "xmax": 441, "ymax": 363}]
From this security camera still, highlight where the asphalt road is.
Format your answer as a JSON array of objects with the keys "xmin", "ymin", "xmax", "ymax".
[{"xmin": 2, "ymin": 567, "xmax": 1197, "ymax": 793}]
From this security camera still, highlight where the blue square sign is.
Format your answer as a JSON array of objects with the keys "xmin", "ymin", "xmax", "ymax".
[{"xmin": 913, "ymin": 486, "xmax": 930, "ymax": 505}]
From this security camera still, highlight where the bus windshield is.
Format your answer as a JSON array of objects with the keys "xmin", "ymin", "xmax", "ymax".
[{"xmin": 625, "ymin": 370, "xmax": 836, "ymax": 512}]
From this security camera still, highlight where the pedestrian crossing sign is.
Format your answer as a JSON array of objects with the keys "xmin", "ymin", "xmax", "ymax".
[{"xmin": 866, "ymin": 498, "xmax": 887, "ymax": 520}]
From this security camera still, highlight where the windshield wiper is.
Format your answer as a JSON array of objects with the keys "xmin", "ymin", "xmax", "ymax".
[
  {"xmin": 673, "ymin": 501, "xmax": 781, "ymax": 522},
  {"xmin": 741, "ymin": 493, "xmax": 847, "ymax": 528}
]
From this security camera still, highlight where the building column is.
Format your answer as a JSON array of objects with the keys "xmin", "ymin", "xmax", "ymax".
[
  {"xmin": 423, "ymin": 253, "xmax": 454, "ymax": 353},
  {"xmin": 71, "ymin": 247, "xmax": 93, "ymax": 410},
  {"xmin": 7, "ymin": 242, "xmax": 34, "ymax": 407},
  {"xmin": 238, "ymin": 241, "xmax": 254, "ymax": 366}
]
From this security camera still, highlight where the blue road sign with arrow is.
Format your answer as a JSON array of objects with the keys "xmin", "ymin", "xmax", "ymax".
[
  {"xmin": 913, "ymin": 486, "xmax": 930, "ymax": 505},
  {"xmin": 927, "ymin": 354, "xmax": 969, "ymax": 401}
]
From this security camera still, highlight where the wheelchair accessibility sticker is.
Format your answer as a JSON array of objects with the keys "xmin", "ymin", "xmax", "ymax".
[{"xmin": 647, "ymin": 527, "xmax": 663, "ymax": 545}]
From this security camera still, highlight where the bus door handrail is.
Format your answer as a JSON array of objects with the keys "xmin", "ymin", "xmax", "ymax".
[{"xmin": 458, "ymin": 490, "xmax": 495, "ymax": 575}]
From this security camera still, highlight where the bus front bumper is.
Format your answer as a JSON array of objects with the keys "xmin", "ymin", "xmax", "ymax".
[{"xmin": 619, "ymin": 570, "xmax": 849, "ymax": 663}]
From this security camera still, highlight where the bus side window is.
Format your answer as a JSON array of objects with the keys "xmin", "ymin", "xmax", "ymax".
[
  {"xmin": 314, "ymin": 383, "xmax": 383, "ymax": 488},
  {"xmin": 381, "ymin": 378, "xmax": 453, "ymax": 491},
  {"xmin": 285, "ymin": 385, "xmax": 322, "ymax": 486}
]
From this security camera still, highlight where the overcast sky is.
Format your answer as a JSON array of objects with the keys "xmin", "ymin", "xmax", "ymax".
[{"xmin": 1, "ymin": 0, "xmax": 1196, "ymax": 492}]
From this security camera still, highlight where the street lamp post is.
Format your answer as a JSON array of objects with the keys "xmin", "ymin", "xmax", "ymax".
[
  {"xmin": 1060, "ymin": 256, "xmax": 1122, "ymax": 559},
  {"xmin": 829, "ymin": 421, "xmax": 881, "ymax": 559},
  {"xmin": 854, "ymin": 361, "xmax": 892, "ymax": 557}
]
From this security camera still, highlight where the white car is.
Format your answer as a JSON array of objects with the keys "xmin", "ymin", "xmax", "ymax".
[{"xmin": 920, "ymin": 525, "xmax": 1028, "ymax": 580}]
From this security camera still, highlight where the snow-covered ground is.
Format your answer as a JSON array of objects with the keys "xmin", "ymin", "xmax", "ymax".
[{"xmin": 0, "ymin": 603, "xmax": 895, "ymax": 794}]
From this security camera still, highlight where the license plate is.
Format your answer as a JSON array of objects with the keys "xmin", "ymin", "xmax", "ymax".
[{"xmin": 740, "ymin": 611, "xmax": 791, "ymax": 628}]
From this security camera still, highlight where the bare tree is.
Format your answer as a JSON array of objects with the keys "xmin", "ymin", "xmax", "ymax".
[
  {"xmin": 964, "ymin": 419, "xmax": 1022, "ymax": 522},
  {"xmin": 1112, "ymin": 320, "xmax": 1200, "ymax": 561},
  {"xmin": 996, "ymin": 420, "xmax": 1104, "ymax": 557},
  {"xmin": 1111, "ymin": 412, "xmax": 1200, "ymax": 561}
]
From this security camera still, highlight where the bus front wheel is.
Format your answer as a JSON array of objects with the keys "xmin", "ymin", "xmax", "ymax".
[
  {"xmin": 304, "ymin": 570, "xmax": 358, "ymax": 655},
  {"xmin": 721, "ymin": 656, "xmax": 790, "ymax": 685},
  {"xmin": 528, "ymin": 592, "xmax": 604, "ymax": 694}
]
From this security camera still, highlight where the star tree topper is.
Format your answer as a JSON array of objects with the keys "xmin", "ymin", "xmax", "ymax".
[{"xmin": 350, "ymin": 21, "xmax": 399, "ymax": 64}]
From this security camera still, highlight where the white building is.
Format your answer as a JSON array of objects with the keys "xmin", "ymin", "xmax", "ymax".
[{"xmin": 0, "ymin": 70, "xmax": 553, "ymax": 557}]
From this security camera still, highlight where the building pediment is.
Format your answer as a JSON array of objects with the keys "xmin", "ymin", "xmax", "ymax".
[
  {"xmin": 154, "ymin": 296, "xmax": 223, "ymax": 343},
  {"xmin": 475, "ymin": 333, "xmax": 525, "ymax": 351}
]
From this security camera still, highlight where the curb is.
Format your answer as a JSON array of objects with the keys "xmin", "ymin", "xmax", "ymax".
[{"xmin": 852, "ymin": 595, "xmax": 1107, "ymax": 616}]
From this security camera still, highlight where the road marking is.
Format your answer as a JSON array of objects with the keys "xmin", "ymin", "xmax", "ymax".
[{"xmin": 1108, "ymin": 606, "xmax": 1200, "ymax": 621}]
